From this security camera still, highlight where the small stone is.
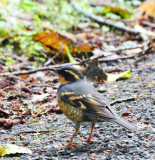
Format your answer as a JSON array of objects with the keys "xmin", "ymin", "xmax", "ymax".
[
  {"xmin": 116, "ymin": 143, "xmax": 126, "ymax": 148},
  {"xmin": 128, "ymin": 133, "xmax": 134, "ymax": 138},
  {"xmin": 116, "ymin": 155, "xmax": 125, "ymax": 159},
  {"xmin": 150, "ymin": 65, "xmax": 155, "ymax": 71},
  {"xmin": 93, "ymin": 84, "xmax": 99, "ymax": 88},
  {"xmin": 98, "ymin": 86, "xmax": 107, "ymax": 93},
  {"xmin": 34, "ymin": 71, "xmax": 45, "ymax": 81},
  {"xmin": 0, "ymin": 130, "xmax": 7, "ymax": 134},
  {"xmin": 150, "ymin": 149, "xmax": 154, "ymax": 153},
  {"xmin": 129, "ymin": 149, "xmax": 135, "ymax": 154}
]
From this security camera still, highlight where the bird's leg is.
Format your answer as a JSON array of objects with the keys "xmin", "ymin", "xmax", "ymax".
[
  {"xmin": 80, "ymin": 123, "xmax": 95, "ymax": 143},
  {"xmin": 66, "ymin": 124, "xmax": 80, "ymax": 147}
]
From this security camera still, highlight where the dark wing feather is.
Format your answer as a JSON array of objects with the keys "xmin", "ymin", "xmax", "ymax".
[{"xmin": 58, "ymin": 80, "xmax": 118, "ymax": 119}]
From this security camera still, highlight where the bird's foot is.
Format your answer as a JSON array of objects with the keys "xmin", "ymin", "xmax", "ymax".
[
  {"xmin": 65, "ymin": 143, "xmax": 79, "ymax": 147},
  {"xmin": 80, "ymin": 138, "xmax": 95, "ymax": 143}
]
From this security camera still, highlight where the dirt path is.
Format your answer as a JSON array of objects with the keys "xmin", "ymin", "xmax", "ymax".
[{"xmin": 0, "ymin": 53, "xmax": 155, "ymax": 160}]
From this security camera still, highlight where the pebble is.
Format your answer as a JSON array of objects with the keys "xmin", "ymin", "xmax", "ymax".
[
  {"xmin": 98, "ymin": 86, "xmax": 107, "ymax": 93},
  {"xmin": 127, "ymin": 133, "xmax": 134, "ymax": 138},
  {"xmin": 0, "ymin": 130, "xmax": 6, "ymax": 134},
  {"xmin": 116, "ymin": 155, "xmax": 125, "ymax": 159}
]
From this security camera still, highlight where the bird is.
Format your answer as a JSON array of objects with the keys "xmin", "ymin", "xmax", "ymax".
[{"xmin": 53, "ymin": 66, "xmax": 137, "ymax": 147}]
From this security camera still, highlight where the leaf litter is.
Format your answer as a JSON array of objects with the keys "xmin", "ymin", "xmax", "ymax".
[{"xmin": 0, "ymin": 0, "xmax": 155, "ymax": 159}]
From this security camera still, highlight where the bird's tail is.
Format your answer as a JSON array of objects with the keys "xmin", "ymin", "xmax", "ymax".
[{"xmin": 113, "ymin": 118, "xmax": 137, "ymax": 131}]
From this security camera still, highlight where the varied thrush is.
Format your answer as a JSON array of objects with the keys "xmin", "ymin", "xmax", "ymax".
[{"xmin": 53, "ymin": 66, "xmax": 136, "ymax": 147}]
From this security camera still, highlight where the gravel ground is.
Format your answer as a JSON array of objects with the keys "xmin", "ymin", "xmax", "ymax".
[{"xmin": 0, "ymin": 54, "xmax": 155, "ymax": 160}]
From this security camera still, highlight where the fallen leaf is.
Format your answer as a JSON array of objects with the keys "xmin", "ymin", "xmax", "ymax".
[
  {"xmin": 94, "ymin": 3, "xmax": 132, "ymax": 19},
  {"xmin": 138, "ymin": 0, "xmax": 155, "ymax": 18},
  {"xmin": 0, "ymin": 118, "xmax": 13, "ymax": 129},
  {"xmin": 0, "ymin": 144, "xmax": 32, "ymax": 157},
  {"xmin": 0, "ymin": 109, "xmax": 9, "ymax": 118},
  {"xmin": 63, "ymin": 45, "xmax": 82, "ymax": 70},
  {"xmin": 0, "ymin": 21, "xmax": 10, "ymax": 38},
  {"xmin": 34, "ymin": 30, "xmax": 92, "ymax": 56},
  {"xmin": 0, "ymin": 118, "xmax": 6, "ymax": 126},
  {"xmin": 31, "ymin": 93, "xmax": 49, "ymax": 102},
  {"xmin": 121, "ymin": 113, "xmax": 132, "ymax": 119},
  {"xmin": 121, "ymin": 113, "xmax": 132, "ymax": 116},
  {"xmin": 3, "ymin": 121, "xmax": 14, "ymax": 129},
  {"xmin": 106, "ymin": 69, "xmax": 131, "ymax": 82},
  {"xmin": 19, "ymin": 74, "xmax": 29, "ymax": 78},
  {"xmin": 11, "ymin": 103, "xmax": 21, "ymax": 110}
]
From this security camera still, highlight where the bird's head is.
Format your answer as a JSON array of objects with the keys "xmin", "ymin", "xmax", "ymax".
[{"xmin": 53, "ymin": 66, "xmax": 84, "ymax": 85}]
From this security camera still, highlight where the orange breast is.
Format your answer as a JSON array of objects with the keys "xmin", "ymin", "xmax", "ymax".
[{"xmin": 57, "ymin": 95, "xmax": 84, "ymax": 122}]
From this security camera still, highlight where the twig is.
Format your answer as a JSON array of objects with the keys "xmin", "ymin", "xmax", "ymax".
[
  {"xmin": 29, "ymin": 84, "xmax": 58, "ymax": 89},
  {"xmin": 0, "ymin": 55, "xmax": 135, "ymax": 76},
  {"xmin": 140, "ymin": 34, "xmax": 150, "ymax": 54},
  {"xmin": 68, "ymin": 0, "xmax": 149, "ymax": 55},
  {"xmin": 134, "ymin": 56, "xmax": 145, "ymax": 66},
  {"xmin": 139, "ymin": 20, "xmax": 155, "ymax": 29},
  {"xmin": 104, "ymin": 44, "xmax": 143, "ymax": 52},
  {"xmin": 0, "ymin": 66, "xmax": 56, "ymax": 76},
  {"xmin": 98, "ymin": 55, "xmax": 134, "ymax": 62},
  {"xmin": 110, "ymin": 97, "xmax": 136, "ymax": 106},
  {"xmin": 0, "ymin": 63, "xmax": 75, "ymax": 76},
  {"xmin": 44, "ymin": 42, "xmax": 64, "ymax": 66},
  {"xmin": 16, "ymin": 130, "xmax": 50, "ymax": 136},
  {"xmin": 68, "ymin": 0, "xmax": 138, "ymax": 35}
]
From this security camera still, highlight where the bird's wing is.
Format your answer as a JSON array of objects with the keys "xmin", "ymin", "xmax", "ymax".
[{"xmin": 58, "ymin": 81, "xmax": 117, "ymax": 119}]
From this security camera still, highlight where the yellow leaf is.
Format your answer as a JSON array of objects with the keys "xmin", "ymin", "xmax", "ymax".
[
  {"xmin": 106, "ymin": 70, "xmax": 131, "ymax": 82},
  {"xmin": 63, "ymin": 45, "xmax": 82, "ymax": 70},
  {"xmin": 0, "ymin": 144, "xmax": 32, "ymax": 157},
  {"xmin": 63, "ymin": 45, "xmax": 76, "ymax": 63}
]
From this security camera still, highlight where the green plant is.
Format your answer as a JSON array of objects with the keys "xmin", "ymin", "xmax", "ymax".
[{"xmin": 0, "ymin": 54, "xmax": 15, "ymax": 71}]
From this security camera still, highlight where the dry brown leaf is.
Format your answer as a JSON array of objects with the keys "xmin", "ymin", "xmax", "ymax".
[
  {"xmin": 0, "ymin": 118, "xmax": 14, "ymax": 129},
  {"xmin": 34, "ymin": 30, "xmax": 92, "ymax": 55},
  {"xmin": 0, "ymin": 109, "xmax": 9, "ymax": 118},
  {"xmin": 138, "ymin": 0, "xmax": 155, "ymax": 18},
  {"xmin": 121, "ymin": 113, "xmax": 132, "ymax": 118},
  {"xmin": 19, "ymin": 74, "xmax": 29, "ymax": 78}
]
